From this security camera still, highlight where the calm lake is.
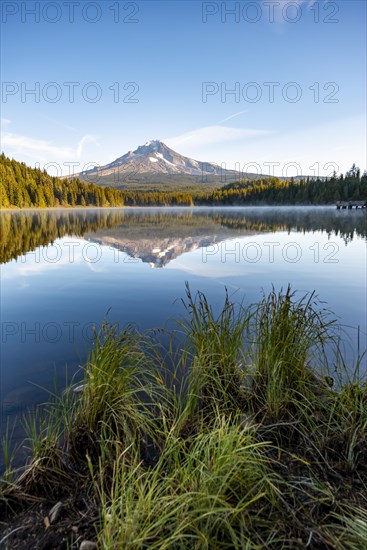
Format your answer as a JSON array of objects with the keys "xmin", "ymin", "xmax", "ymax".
[{"xmin": 1, "ymin": 206, "xmax": 366, "ymax": 463}]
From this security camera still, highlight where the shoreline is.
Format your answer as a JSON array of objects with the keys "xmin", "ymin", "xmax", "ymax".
[{"xmin": 0, "ymin": 203, "xmax": 348, "ymax": 213}]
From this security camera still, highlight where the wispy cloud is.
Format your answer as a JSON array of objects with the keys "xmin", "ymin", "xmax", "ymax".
[
  {"xmin": 273, "ymin": 0, "xmax": 317, "ymax": 9},
  {"xmin": 76, "ymin": 134, "xmax": 99, "ymax": 158},
  {"xmin": 217, "ymin": 110, "xmax": 248, "ymax": 124},
  {"xmin": 268, "ymin": 0, "xmax": 317, "ymax": 24},
  {"xmin": 39, "ymin": 115, "xmax": 78, "ymax": 134},
  {"xmin": 1, "ymin": 133, "xmax": 73, "ymax": 161},
  {"xmin": 165, "ymin": 125, "xmax": 275, "ymax": 148},
  {"xmin": 1, "ymin": 121, "xmax": 99, "ymax": 164}
]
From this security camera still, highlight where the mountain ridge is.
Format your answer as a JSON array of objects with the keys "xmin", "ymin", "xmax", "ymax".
[
  {"xmin": 67, "ymin": 140, "xmax": 264, "ymax": 188},
  {"xmin": 98, "ymin": 139, "xmax": 224, "ymax": 176}
]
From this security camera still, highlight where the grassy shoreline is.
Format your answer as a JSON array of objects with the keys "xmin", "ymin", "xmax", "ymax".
[{"xmin": 1, "ymin": 286, "xmax": 366, "ymax": 549}]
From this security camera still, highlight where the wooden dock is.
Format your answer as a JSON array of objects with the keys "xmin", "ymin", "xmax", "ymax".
[{"xmin": 336, "ymin": 200, "xmax": 367, "ymax": 209}]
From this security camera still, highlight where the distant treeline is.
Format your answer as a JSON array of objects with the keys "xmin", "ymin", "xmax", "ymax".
[
  {"xmin": 197, "ymin": 168, "xmax": 367, "ymax": 205},
  {"xmin": 1, "ymin": 154, "xmax": 366, "ymax": 208}
]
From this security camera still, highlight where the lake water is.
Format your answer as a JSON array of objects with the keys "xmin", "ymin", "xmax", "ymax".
[{"xmin": 1, "ymin": 207, "xmax": 366, "ymax": 463}]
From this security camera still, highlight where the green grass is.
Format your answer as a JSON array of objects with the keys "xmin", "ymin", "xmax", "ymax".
[
  {"xmin": 1, "ymin": 286, "xmax": 366, "ymax": 549},
  {"xmin": 96, "ymin": 417, "xmax": 275, "ymax": 549},
  {"xmin": 249, "ymin": 285, "xmax": 335, "ymax": 421}
]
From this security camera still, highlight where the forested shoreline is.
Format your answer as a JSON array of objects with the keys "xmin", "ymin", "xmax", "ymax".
[{"xmin": 1, "ymin": 153, "xmax": 366, "ymax": 208}]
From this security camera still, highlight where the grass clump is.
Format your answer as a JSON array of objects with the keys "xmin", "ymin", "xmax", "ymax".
[
  {"xmin": 98, "ymin": 417, "xmax": 275, "ymax": 549},
  {"xmin": 68, "ymin": 323, "xmax": 158, "ymax": 466},
  {"xmin": 1, "ymin": 285, "xmax": 366, "ymax": 549},
  {"xmin": 250, "ymin": 285, "xmax": 334, "ymax": 421},
  {"xmin": 176, "ymin": 283, "xmax": 251, "ymax": 430}
]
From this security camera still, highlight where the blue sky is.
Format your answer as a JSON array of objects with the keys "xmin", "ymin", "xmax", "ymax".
[{"xmin": 1, "ymin": 0, "xmax": 366, "ymax": 177}]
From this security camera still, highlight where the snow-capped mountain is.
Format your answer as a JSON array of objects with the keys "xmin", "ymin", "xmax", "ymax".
[
  {"xmin": 72, "ymin": 140, "xmax": 238, "ymax": 184},
  {"xmin": 108, "ymin": 140, "xmax": 223, "ymax": 176}
]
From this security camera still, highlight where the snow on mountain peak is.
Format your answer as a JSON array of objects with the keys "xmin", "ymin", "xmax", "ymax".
[
  {"xmin": 76, "ymin": 139, "xmax": 230, "ymax": 180},
  {"xmin": 144, "ymin": 139, "xmax": 161, "ymax": 148}
]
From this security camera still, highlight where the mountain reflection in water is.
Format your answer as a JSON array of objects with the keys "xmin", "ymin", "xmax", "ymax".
[{"xmin": 1, "ymin": 207, "xmax": 366, "ymax": 267}]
